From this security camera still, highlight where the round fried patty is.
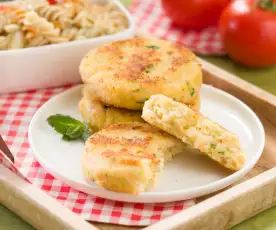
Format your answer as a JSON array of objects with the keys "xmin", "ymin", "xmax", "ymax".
[
  {"xmin": 80, "ymin": 37, "xmax": 202, "ymax": 110},
  {"xmin": 82, "ymin": 122, "xmax": 186, "ymax": 194}
]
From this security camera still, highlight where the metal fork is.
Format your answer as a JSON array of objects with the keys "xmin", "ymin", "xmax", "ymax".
[{"xmin": 0, "ymin": 134, "xmax": 14, "ymax": 163}]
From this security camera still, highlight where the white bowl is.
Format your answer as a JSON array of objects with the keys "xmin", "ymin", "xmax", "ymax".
[{"xmin": 0, "ymin": 0, "xmax": 135, "ymax": 94}]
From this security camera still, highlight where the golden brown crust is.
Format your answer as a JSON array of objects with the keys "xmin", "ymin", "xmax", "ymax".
[
  {"xmin": 80, "ymin": 37, "xmax": 202, "ymax": 110},
  {"xmin": 82, "ymin": 122, "xmax": 186, "ymax": 194},
  {"xmin": 103, "ymin": 122, "xmax": 161, "ymax": 133},
  {"xmin": 101, "ymin": 149, "xmax": 156, "ymax": 161},
  {"xmin": 89, "ymin": 134, "xmax": 152, "ymax": 147}
]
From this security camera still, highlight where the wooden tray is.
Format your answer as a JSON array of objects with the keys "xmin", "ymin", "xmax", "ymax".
[{"xmin": 1, "ymin": 51, "xmax": 276, "ymax": 230}]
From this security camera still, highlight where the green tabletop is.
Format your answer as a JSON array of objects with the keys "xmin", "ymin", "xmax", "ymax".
[
  {"xmin": 202, "ymin": 55, "xmax": 276, "ymax": 95},
  {"xmin": 1, "ymin": 1, "xmax": 276, "ymax": 229}
]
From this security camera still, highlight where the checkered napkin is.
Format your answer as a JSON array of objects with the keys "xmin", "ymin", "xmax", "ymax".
[
  {"xmin": 0, "ymin": 85, "xmax": 195, "ymax": 226},
  {"xmin": 129, "ymin": 0, "xmax": 225, "ymax": 55}
]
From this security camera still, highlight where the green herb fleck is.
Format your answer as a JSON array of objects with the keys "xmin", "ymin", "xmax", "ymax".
[
  {"xmin": 103, "ymin": 105, "xmax": 109, "ymax": 110},
  {"xmin": 47, "ymin": 114, "xmax": 92, "ymax": 141},
  {"xmin": 210, "ymin": 143, "xmax": 216, "ymax": 149},
  {"xmin": 146, "ymin": 45, "xmax": 160, "ymax": 50},
  {"xmin": 190, "ymin": 87, "xmax": 195, "ymax": 97},
  {"xmin": 214, "ymin": 130, "xmax": 221, "ymax": 136},
  {"xmin": 87, "ymin": 18, "xmax": 94, "ymax": 24},
  {"xmin": 218, "ymin": 151, "xmax": 225, "ymax": 155},
  {"xmin": 186, "ymin": 81, "xmax": 195, "ymax": 97},
  {"xmin": 136, "ymin": 98, "xmax": 149, "ymax": 104},
  {"xmin": 133, "ymin": 88, "xmax": 140, "ymax": 92},
  {"xmin": 184, "ymin": 125, "xmax": 190, "ymax": 129}
]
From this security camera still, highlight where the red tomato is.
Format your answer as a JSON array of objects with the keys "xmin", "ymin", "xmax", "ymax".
[
  {"xmin": 161, "ymin": 0, "xmax": 229, "ymax": 29},
  {"xmin": 219, "ymin": 0, "xmax": 276, "ymax": 67}
]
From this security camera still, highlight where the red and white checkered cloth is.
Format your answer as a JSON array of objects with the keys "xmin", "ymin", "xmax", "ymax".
[
  {"xmin": 129, "ymin": 0, "xmax": 225, "ymax": 55},
  {"xmin": 0, "ymin": 85, "xmax": 195, "ymax": 226}
]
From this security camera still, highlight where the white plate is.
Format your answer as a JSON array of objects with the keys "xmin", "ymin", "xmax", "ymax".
[{"xmin": 28, "ymin": 85, "xmax": 265, "ymax": 203}]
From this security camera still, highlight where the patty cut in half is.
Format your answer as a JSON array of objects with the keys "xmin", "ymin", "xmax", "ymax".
[
  {"xmin": 142, "ymin": 95, "xmax": 245, "ymax": 171},
  {"xmin": 80, "ymin": 37, "xmax": 202, "ymax": 110},
  {"xmin": 82, "ymin": 122, "xmax": 186, "ymax": 194}
]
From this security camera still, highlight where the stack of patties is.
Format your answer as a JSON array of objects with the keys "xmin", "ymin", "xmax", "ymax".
[{"xmin": 78, "ymin": 37, "xmax": 203, "ymax": 194}]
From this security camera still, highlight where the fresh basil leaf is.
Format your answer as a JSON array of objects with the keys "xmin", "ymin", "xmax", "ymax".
[
  {"xmin": 62, "ymin": 135, "xmax": 78, "ymax": 141},
  {"xmin": 47, "ymin": 114, "xmax": 84, "ymax": 141},
  {"xmin": 65, "ymin": 125, "xmax": 84, "ymax": 139}
]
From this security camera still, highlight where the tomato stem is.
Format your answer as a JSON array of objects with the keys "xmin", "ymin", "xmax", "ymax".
[{"xmin": 257, "ymin": 0, "xmax": 276, "ymax": 12}]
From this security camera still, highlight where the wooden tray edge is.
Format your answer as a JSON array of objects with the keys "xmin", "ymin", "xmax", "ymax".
[
  {"xmin": 145, "ymin": 167, "xmax": 276, "ymax": 230},
  {"xmin": 0, "ymin": 168, "xmax": 98, "ymax": 230},
  {"xmin": 199, "ymin": 58, "xmax": 276, "ymax": 108}
]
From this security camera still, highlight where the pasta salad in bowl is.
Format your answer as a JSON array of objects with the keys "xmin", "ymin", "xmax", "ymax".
[{"xmin": 0, "ymin": 0, "xmax": 134, "ymax": 93}]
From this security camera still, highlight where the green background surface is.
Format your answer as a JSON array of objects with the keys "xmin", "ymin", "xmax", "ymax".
[{"xmin": 1, "ymin": 0, "xmax": 276, "ymax": 229}]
